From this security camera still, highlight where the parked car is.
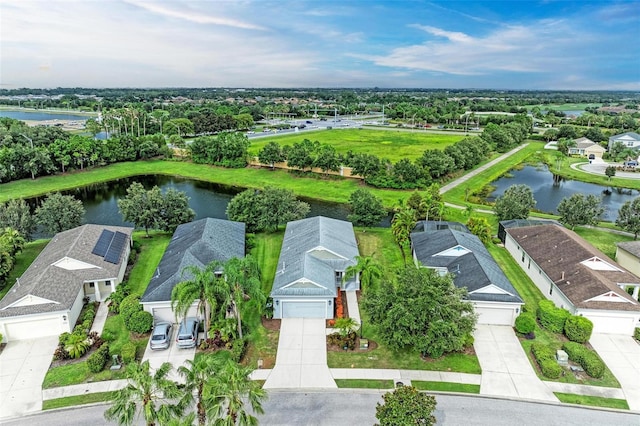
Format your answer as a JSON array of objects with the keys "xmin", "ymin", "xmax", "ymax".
[
  {"xmin": 176, "ymin": 317, "xmax": 199, "ymax": 349},
  {"xmin": 150, "ymin": 322, "xmax": 172, "ymax": 350}
]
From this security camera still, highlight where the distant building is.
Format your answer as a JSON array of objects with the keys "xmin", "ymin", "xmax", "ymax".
[
  {"xmin": 568, "ymin": 137, "xmax": 606, "ymax": 158},
  {"xmin": 608, "ymin": 132, "xmax": 640, "ymax": 151}
]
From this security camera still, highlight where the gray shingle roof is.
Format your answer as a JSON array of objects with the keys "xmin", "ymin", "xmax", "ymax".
[
  {"xmin": 271, "ymin": 216, "xmax": 359, "ymax": 298},
  {"xmin": 617, "ymin": 241, "xmax": 640, "ymax": 259},
  {"xmin": 411, "ymin": 223, "xmax": 523, "ymax": 304},
  {"xmin": 141, "ymin": 218, "xmax": 245, "ymax": 303},
  {"xmin": 0, "ymin": 224, "xmax": 133, "ymax": 318}
]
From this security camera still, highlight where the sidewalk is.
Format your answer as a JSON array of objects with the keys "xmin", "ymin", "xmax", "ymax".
[
  {"xmin": 42, "ymin": 379, "xmax": 128, "ymax": 401},
  {"xmin": 90, "ymin": 302, "xmax": 109, "ymax": 335}
]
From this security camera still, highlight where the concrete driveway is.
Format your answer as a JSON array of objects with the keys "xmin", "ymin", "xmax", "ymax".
[
  {"xmin": 590, "ymin": 333, "xmax": 640, "ymax": 411},
  {"xmin": 473, "ymin": 325, "xmax": 557, "ymax": 402},
  {"xmin": 263, "ymin": 318, "xmax": 336, "ymax": 389},
  {"xmin": 0, "ymin": 336, "xmax": 58, "ymax": 420},
  {"xmin": 141, "ymin": 329, "xmax": 196, "ymax": 383}
]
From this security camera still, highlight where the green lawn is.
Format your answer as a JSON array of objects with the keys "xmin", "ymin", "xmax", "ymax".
[
  {"xmin": 250, "ymin": 231, "xmax": 284, "ymax": 294},
  {"xmin": 43, "ymin": 391, "xmax": 116, "ymax": 410},
  {"xmin": 412, "ymin": 381, "xmax": 481, "ymax": 394},
  {"xmin": 355, "ymin": 227, "xmax": 404, "ymax": 276},
  {"xmin": 573, "ymin": 226, "xmax": 634, "ymax": 259},
  {"xmin": 42, "ymin": 359, "xmax": 127, "ymax": 389},
  {"xmin": 335, "ymin": 379, "xmax": 394, "ymax": 389},
  {"xmin": 553, "ymin": 392, "xmax": 629, "ymax": 410},
  {"xmin": 0, "ymin": 239, "xmax": 48, "ymax": 300},
  {"xmin": 126, "ymin": 231, "xmax": 172, "ymax": 296},
  {"xmin": 248, "ymin": 129, "xmax": 463, "ymax": 162}
]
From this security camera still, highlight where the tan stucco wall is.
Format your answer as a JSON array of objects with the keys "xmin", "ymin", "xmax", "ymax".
[{"xmin": 616, "ymin": 248, "xmax": 640, "ymax": 278}]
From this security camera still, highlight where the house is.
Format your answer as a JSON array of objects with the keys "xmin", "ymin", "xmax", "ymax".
[
  {"xmin": 568, "ymin": 137, "xmax": 606, "ymax": 158},
  {"xmin": 498, "ymin": 219, "xmax": 561, "ymax": 244},
  {"xmin": 0, "ymin": 224, "xmax": 133, "ymax": 342},
  {"xmin": 504, "ymin": 224, "xmax": 640, "ymax": 335},
  {"xmin": 615, "ymin": 241, "xmax": 640, "ymax": 300},
  {"xmin": 411, "ymin": 221, "xmax": 523, "ymax": 326},
  {"xmin": 271, "ymin": 216, "xmax": 359, "ymax": 319},
  {"xmin": 608, "ymin": 132, "xmax": 640, "ymax": 151},
  {"xmin": 141, "ymin": 218, "xmax": 245, "ymax": 323}
]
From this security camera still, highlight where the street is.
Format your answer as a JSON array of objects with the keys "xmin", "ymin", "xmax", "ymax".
[{"xmin": 5, "ymin": 391, "xmax": 639, "ymax": 426}]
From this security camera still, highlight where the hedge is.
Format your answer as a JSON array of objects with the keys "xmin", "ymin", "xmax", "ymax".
[
  {"xmin": 564, "ymin": 316, "xmax": 593, "ymax": 343},
  {"xmin": 121, "ymin": 342, "xmax": 137, "ymax": 364},
  {"xmin": 127, "ymin": 310, "xmax": 153, "ymax": 334},
  {"xmin": 531, "ymin": 343, "xmax": 562, "ymax": 379},
  {"xmin": 562, "ymin": 342, "xmax": 605, "ymax": 379},
  {"xmin": 537, "ymin": 300, "xmax": 570, "ymax": 333},
  {"xmin": 515, "ymin": 312, "xmax": 536, "ymax": 334},
  {"xmin": 634, "ymin": 327, "xmax": 640, "ymax": 342},
  {"xmin": 87, "ymin": 344, "xmax": 110, "ymax": 373}
]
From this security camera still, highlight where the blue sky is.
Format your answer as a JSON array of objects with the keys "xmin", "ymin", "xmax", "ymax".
[{"xmin": 1, "ymin": 0, "xmax": 639, "ymax": 90}]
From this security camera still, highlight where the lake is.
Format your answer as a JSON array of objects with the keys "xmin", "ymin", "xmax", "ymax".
[
  {"xmin": 487, "ymin": 164, "xmax": 638, "ymax": 222},
  {"xmin": 0, "ymin": 109, "xmax": 92, "ymax": 122},
  {"xmin": 27, "ymin": 175, "xmax": 391, "ymax": 238}
]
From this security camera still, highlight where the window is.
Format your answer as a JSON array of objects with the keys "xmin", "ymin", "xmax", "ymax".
[
  {"xmin": 528, "ymin": 260, "xmax": 531, "ymax": 270},
  {"xmin": 521, "ymin": 253, "xmax": 525, "ymax": 262},
  {"xmin": 89, "ymin": 282, "xmax": 95, "ymax": 288},
  {"xmin": 549, "ymin": 284, "xmax": 553, "ymax": 296}
]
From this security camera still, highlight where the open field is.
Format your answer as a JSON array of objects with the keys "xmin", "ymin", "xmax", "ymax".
[
  {"xmin": 523, "ymin": 103, "xmax": 602, "ymax": 111},
  {"xmin": 248, "ymin": 128, "xmax": 463, "ymax": 162}
]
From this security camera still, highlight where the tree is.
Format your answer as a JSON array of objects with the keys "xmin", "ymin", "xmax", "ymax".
[
  {"xmin": 0, "ymin": 199, "xmax": 35, "ymax": 239},
  {"xmin": 258, "ymin": 141, "xmax": 285, "ymax": 169},
  {"xmin": 376, "ymin": 385, "xmax": 437, "ymax": 426},
  {"xmin": 391, "ymin": 207, "xmax": 416, "ymax": 265},
  {"xmin": 203, "ymin": 357, "xmax": 267, "ymax": 425},
  {"xmin": 161, "ymin": 188, "xmax": 195, "ymax": 232},
  {"xmin": 494, "ymin": 184, "xmax": 536, "ymax": 222},
  {"xmin": 178, "ymin": 353, "xmax": 227, "ymax": 426},
  {"xmin": 617, "ymin": 197, "xmax": 640, "ymax": 239},
  {"xmin": 172, "ymin": 261, "xmax": 222, "ymax": 336},
  {"xmin": 343, "ymin": 255, "xmax": 383, "ymax": 294},
  {"xmin": 542, "ymin": 128, "xmax": 559, "ymax": 142},
  {"xmin": 347, "ymin": 189, "xmax": 387, "ymax": 227},
  {"xmin": 226, "ymin": 186, "xmax": 309, "ymax": 232},
  {"xmin": 557, "ymin": 194, "xmax": 604, "ymax": 230},
  {"xmin": 364, "ymin": 265, "xmax": 476, "ymax": 358},
  {"xmin": 104, "ymin": 361, "xmax": 183, "ymax": 426},
  {"xmin": 348, "ymin": 153, "xmax": 382, "ymax": 180},
  {"xmin": 118, "ymin": 183, "xmax": 165, "ymax": 237},
  {"xmin": 420, "ymin": 149, "xmax": 454, "ymax": 179},
  {"xmin": 312, "ymin": 144, "xmax": 340, "ymax": 175},
  {"xmin": 35, "ymin": 193, "xmax": 85, "ymax": 234},
  {"xmin": 605, "ymin": 166, "xmax": 616, "ymax": 180},
  {"xmin": 466, "ymin": 217, "xmax": 492, "ymax": 244}
]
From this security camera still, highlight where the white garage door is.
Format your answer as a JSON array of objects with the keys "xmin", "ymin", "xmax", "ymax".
[
  {"xmin": 587, "ymin": 315, "xmax": 636, "ymax": 335},
  {"xmin": 4, "ymin": 317, "xmax": 61, "ymax": 340},
  {"xmin": 475, "ymin": 307, "xmax": 515, "ymax": 326},
  {"xmin": 152, "ymin": 306, "xmax": 178, "ymax": 323},
  {"xmin": 282, "ymin": 302, "xmax": 326, "ymax": 318}
]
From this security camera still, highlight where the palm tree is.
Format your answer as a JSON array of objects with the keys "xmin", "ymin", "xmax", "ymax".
[
  {"xmin": 172, "ymin": 261, "xmax": 222, "ymax": 336},
  {"xmin": 178, "ymin": 353, "xmax": 228, "ymax": 426},
  {"xmin": 204, "ymin": 358, "xmax": 267, "ymax": 425},
  {"xmin": 104, "ymin": 361, "xmax": 183, "ymax": 426},
  {"xmin": 391, "ymin": 207, "xmax": 416, "ymax": 265},
  {"xmin": 342, "ymin": 255, "xmax": 382, "ymax": 294},
  {"xmin": 220, "ymin": 256, "xmax": 265, "ymax": 340}
]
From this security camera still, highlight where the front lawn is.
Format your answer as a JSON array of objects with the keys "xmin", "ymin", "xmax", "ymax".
[
  {"xmin": 412, "ymin": 381, "xmax": 481, "ymax": 394},
  {"xmin": 553, "ymin": 392, "xmax": 629, "ymax": 410},
  {"xmin": 43, "ymin": 391, "xmax": 116, "ymax": 410},
  {"xmin": 43, "ymin": 359, "xmax": 127, "ymax": 388},
  {"xmin": 335, "ymin": 379, "xmax": 393, "ymax": 389}
]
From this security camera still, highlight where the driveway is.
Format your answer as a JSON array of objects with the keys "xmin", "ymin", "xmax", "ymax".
[
  {"xmin": 141, "ymin": 329, "xmax": 196, "ymax": 383},
  {"xmin": 589, "ymin": 333, "xmax": 640, "ymax": 411},
  {"xmin": 263, "ymin": 318, "xmax": 336, "ymax": 389},
  {"xmin": 473, "ymin": 325, "xmax": 557, "ymax": 402},
  {"xmin": 0, "ymin": 336, "xmax": 58, "ymax": 420}
]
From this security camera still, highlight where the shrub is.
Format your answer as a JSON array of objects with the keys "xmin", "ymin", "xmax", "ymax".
[
  {"xmin": 463, "ymin": 333, "xmax": 474, "ymax": 348},
  {"xmin": 515, "ymin": 312, "xmax": 536, "ymax": 334},
  {"xmin": 127, "ymin": 310, "xmax": 153, "ymax": 334},
  {"xmin": 83, "ymin": 307, "xmax": 96, "ymax": 323},
  {"xmin": 120, "ymin": 295, "xmax": 142, "ymax": 327},
  {"xmin": 87, "ymin": 344, "xmax": 110, "ymax": 373},
  {"xmin": 101, "ymin": 330, "xmax": 115, "ymax": 342},
  {"xmin": 537, "ymin": 300, "xmax": 570, "ymax": 333},
  {"xmin": 59, "ymin": 332, "xmax": 71, "ymax": 345},
  {"xmin": 0, "ymin": 332, "xmax": 3, "ymax": 343},
  {"xmin": 106, "ymin": 282, "xmax": 131, "ymax": 313},
  {"xmin": 562, "ymin": 342, "xmax": 605, "ymax": 379},
  {"xmin": 88, "ymin": 331, "xmax": 104, "ymax": 348},
  {"xmin": 531, "ymin": 343, "xmax": 562, "ymax": 378},
  {"xmin": 229, "ymin": 338, "xmax": 247, "ymax": 363},
  {"xmin": 564, "ymin": 316, "xmax": 593, "ymax": 343},
  {"xmin": 65, "ymin": 333, "xmax": 90, "ymax": 359},
  {"xmin": 634, "ymin": 327, "xmax": 640, "ymax": 342},
  {"xmin": 121, "ymin": 342, "xmax": 137, "ymax": 364},
  {"xmin": 53, "ymin": 344, "xmax": 70, "ymax": 360}
]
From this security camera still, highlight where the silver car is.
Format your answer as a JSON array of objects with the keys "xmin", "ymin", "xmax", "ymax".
[
  {"xmin": 150, "ymin": 322, "xmax": 172, "ymax": 350},
  {"xmin": 176, "ymin": 317, "xmax": 199, "ymax": 349}
]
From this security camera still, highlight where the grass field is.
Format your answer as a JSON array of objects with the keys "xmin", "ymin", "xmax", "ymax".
[{"xmin": 248, "ymin": 128, "xmax": 463, "ymax": 162}]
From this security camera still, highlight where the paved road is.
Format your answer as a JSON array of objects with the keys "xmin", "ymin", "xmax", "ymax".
[{"xmin": 6, "ymin": 392, "xmax": 639, "ymax": 426}]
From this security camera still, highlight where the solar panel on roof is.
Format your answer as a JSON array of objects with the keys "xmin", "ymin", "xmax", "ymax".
[
  {"xmin": 92, "ymin": 230, "xmax": 115, "ymax": 257},
  {"xmin": 104, "ymin": 231, "xmax": 127, "ymax": 264}
]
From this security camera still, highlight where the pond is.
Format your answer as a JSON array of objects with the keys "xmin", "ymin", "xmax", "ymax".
[
  {"xmin": 487, "ymin": 164, "xmax": 639, "ymax": 222},
  {"xmin": 27, "ymin": 175, "xmax": 391, "ymax": 238},
  {"xmin": 0, "ymin": 109, "xmax": 92, "ymax": 121}
]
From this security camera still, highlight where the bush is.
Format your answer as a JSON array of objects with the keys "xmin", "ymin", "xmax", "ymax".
[
  {"xmin": 106, "ymin": 282, "xmax": 131, "ymax": 313},
  {"xmin": 65, "ymin": 333, "xmax": 90, "ymax": 359},
  {"xmin": 83, "ymin": 307, "xmax": 96, "ymax": 323},
  {"xmin": 59, "ymin": 332, "xmax": 71, "ymax": 345},
  {"xmin": 562, "ymin": 342, "xmax": 605, "ymax": 379},
  {"xmin": 0, "ymin": 332, "xmax": 3, "ymax": 343},
  {"xmin": 229, "ymin": 338, "xmax": 247, "ymax": 363},
  {"xmin": 537, "ymin": 300, "xmax": 570, "ymax": 333},
  {"xmin": 120, "ymin": 295, "xmax": 142, "ymax": 327},
  {"xmin": 87, "ymin": 344, "xmax": 110, "ymax": 373},
  {"xmin": 127, "ymin": 310, "xmax": 153, "ymax": 334},
  {"xmin": 515, "ymin": 312, "xmax": 536, "ymax": 334},
  {"xmin": 564, "ymin": 316, "xmax": 593, "ymax": 343},
  {"xmin": 101, "ymin": 330, "xmax": 115, "ymax": 342},
  {"xmin": 531, "ymin": 343, "xmax": 562, "ymax": 378},
  {"xmin": 121, "ymin": 342, "xmax": 137, "ymax": 364},
  {"xmin": 53, "ymin": 344, "xmax": 70, "ymax": 361},
  {"xmin": 634, "ymin": 327, "xmax": 640, "ymax": 342}
]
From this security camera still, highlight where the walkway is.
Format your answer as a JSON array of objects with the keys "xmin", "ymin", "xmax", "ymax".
[
  {"xmin": 473, "ymin": 325, "xmax": 558, "ymax": 402},
  {"xmin": 439, "ymin": 144, "xmax": 530, "ymax": 194},
  {"xmin": 263, "ymin": 318, "xmax": 336, "ymax": 389},
  {"xmin": 589, "ymin": 333, "xmax": 640, "ymax": 411},
  {"xmin": 345, "ymin": 291, "xmax": 360, "ymax": 326},
  {"xmin": 89, "ymin": 302, "xmax": 109, "ymax": 335}
]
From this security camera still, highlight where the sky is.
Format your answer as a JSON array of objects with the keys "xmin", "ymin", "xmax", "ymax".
[{"xmin": 1, "ymin": 0, "xmax": 639, "ymax": 90}]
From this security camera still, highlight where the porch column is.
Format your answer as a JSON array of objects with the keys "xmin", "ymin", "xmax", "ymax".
[
  {"xmin": 94, "ymin": 282, "xmax": 102, "ymax": 302},
  {"xmin": 633, "ymin": 285, "xmax": 640, "ymax": 300},
  {"xmin": 110, "ymin": 280, "xmax": 116, "ymax": 294}
]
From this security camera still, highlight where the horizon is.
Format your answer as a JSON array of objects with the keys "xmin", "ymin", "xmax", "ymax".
[{"xmin": 2, "ymin": 1, "xmax": 639, "ymax": 91}]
